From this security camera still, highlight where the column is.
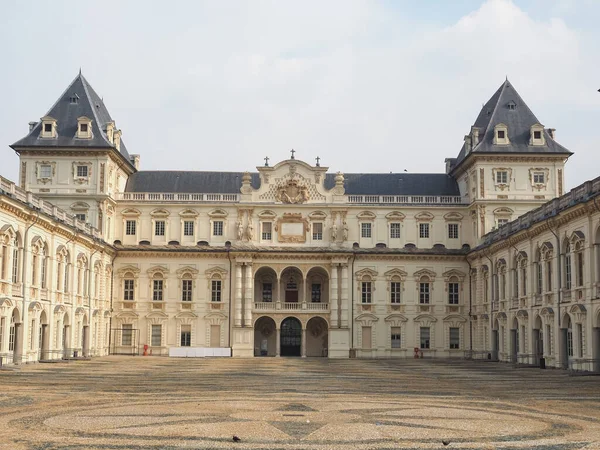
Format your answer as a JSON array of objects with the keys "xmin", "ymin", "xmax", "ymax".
[
  {"xmin": 244, "ymin": 264, "xmax": 253, "ymax": 326},
  {"xmin": 301, "ymin": 328, "xmax": 306, "ymax": 357},
  {"xmin": 330, "ymin": 264, "xmax": 338, "ymax": 328},
  {"xmin": 276, "ymin": 275, "xmax": 281, "ymax": 309},
  {"xmin": 340, "ymin": 264, "xmax": 349, "ymax": 327},
  {"xmin": 276, "ymin": 327, "xmax": 280, "ymax": 357},
  {"xmin": 302, "ymin": 276, "xmax": 308, "ymax": 310},
  {"xmin": 234, "ymin": 264, "xmax": 242, "ymax": 327},
  {"xmin": 592, "ymin": 328, "xmax": 600, "ymax": 373}
]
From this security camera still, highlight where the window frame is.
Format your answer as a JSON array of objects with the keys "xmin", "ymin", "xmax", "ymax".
[
  {"xmin": 154, "ymin": 220, "xmax": 166, "ymax": 237},
  {"xmin": 448, "ymin": 223, "xmax": 459, "ymax": 239},
  {"xmin": 361, "ymin": 281, "xmax": 372, "ymax": 304},
  {"xmin": 125, "ymin": 220, "xmax": 137, "ymax": 236},
  {"xmin": 390, "ymin": 222, "xmax": 401, "ymax": 239},
  {"xmin": 419, "ymin": 223, "xmax": 430, "ymax": 239},
  {"xmin": 213, "ymin": 220, "xmax": 224, "ymax": 237},
  {"xmin": 361, "ymin": 222, "xmax": 372, "ymax": 239}
]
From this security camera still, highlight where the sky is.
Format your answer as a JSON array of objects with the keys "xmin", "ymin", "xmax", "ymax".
[{"xmin": 1, "ymin": 0, "xmax": 599, "ymax": 189}]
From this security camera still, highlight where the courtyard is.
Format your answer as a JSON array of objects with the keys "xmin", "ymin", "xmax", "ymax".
[{"xmin": 0, "ymin": 357, "xmax": 599, "ymax": 449}]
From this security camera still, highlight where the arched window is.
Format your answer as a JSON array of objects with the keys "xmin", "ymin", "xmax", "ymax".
[
  {"xmin": 12, "ymin": 235, "xmax": 19, "ymax": 283},
  {"xmin": 535, "ymin": 249, "xmax": 542, "ymax": 295},
  {"xmin": 575, "ymin": 240, "xmax": 584, "ymax": 287},
  {"xmin": 564, "ymin": 241, "xmax": 572, "ymax": 290}
]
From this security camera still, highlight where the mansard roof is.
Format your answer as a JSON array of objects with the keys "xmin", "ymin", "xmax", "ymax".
[
  {"xmin": 125, "ymin": 170, "xmax": 460, "ymax": 196},
  {"xmin": 452, "ymin": 79, "xmax": 572, "ymax": 172},
  {"xmin": 11, "ymin": 72, "xmax": 134, "ymax": 168}
]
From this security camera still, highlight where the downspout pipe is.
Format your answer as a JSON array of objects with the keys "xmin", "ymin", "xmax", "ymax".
[
  {"xmin": 467, "ymin": 258, "xmax": 473, "ymax": 354},
  {"xmin": 108, "ymin": 252, "xmax": 117, "ymax": 355},
  {"xmin": 227, "ymin": 247, "xmax": 232, "ymax": 356},
  {"xmin": 350, "ymin": 251, "xmax": 356, "ymax": 356}
]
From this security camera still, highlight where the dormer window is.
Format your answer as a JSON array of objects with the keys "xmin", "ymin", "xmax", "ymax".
[
  {"xmin": 507, "ymin": 101, "xmax": 516, "ymax": 110},
  {"xmin": 76, "ymin": 116, "xmax": 92, "ymax": 139},
  {"xmin": 40, "ymin": 116, "xmax": 57, "ymax": 138},
  {"xmin": 529, "ymin": 124, "xmax": 545, "ymax": 146},
  {"xmin": 69, "ymin": 94, "xmax": 79, "ymax": 104},
  {"xmin": 493, "ymin": 123, "xmax": 509, "ymax": 145}
]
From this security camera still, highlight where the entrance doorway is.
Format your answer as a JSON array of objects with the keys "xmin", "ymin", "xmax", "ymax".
[
  {"xmin": 306, "ymin": 317, "xmax": 328, "ymax": 357},
  {"xmin": 280, "ymin": 317, "xmax": 301, "ymax": 356},
  {"xmin": 254, "ymin": 316, "xmax": 276, "ymax": 356}
]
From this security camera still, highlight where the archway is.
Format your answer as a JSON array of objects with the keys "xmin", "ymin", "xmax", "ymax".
[
  {"xmin": 254, "ymin": 316, "xmax": 276, "ymax": 356},
  {"xmin": 82, "ymin": 313, "xmax": 89, "ymax": 357},
  {"xmin": 9, "ymin": 308, "xmax": 20, "ymax": 363},
  {"xmin": 533, "ymin": 315, "xmax": 543, "ymax": 365},
  {"xmin": 39, "ymin": 310, "xmax": 49, "ymax": 360},
  {"xmin": 306, "ymin": 267, "xmax": 329, "ymax": 304},
  {"xmin": 491, "ymin": 318, "xmax": 500, "ymax": 361},
  {"xmin": 510, "ymin": 317, "xmax": 518, "ymax": 363},
  {"xmin": 306, "ymin": 317, "xmax": 328, "ymax": 357},
  {"xmin": 62, "ymin": 312, "xmax": 71, "ymax": 358},
  {"xmin": 280, "ymin": 267, "xmax": 303, "ymax": 304},
  {"xmin": 254, "ymin": 267, "xmax": 277, "ymax": 304},
  {"xmin": 594, "ymin": 309, "xmax": 600, "ymax": 373},
  {"xmin": 280, "ymin": 317, "xmax": 302, "ymax": 356}
]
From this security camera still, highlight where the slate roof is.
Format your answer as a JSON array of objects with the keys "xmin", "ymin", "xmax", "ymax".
[
  {"xmin": 451, "ymin": 79, "xmax": 572, "ymax": 172},
  {"xmin": 11, "ymin": 72, "xmax": 134, "ymax": 168},
  {"xmin": 125, "ymin": 171, "xmax": 262, "ymax": 193},
  {"xmin": 324, "ymin": 173, "xmax": 460, "ymax": 196}
]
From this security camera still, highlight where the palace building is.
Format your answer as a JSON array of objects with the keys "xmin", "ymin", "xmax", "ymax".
[{"xmin": 0, "ymin": 73, "xmax": 598, "ymax": 370}]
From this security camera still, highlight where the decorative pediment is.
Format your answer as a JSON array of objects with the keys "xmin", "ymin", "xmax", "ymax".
[
  {"xmin": 54, "ymin": 304, "xmax": 66, "ymax": 314},
  {"xmin": 208, "ymin": 209, "xmax": 228, "ymax": 218},
  {"xmin": 28, "ymin": 301, "xmax": 43, "ymax": 312},
  {"xmin": 0, "ymin": 297, "xmax": 15, "ymax": 309},
  {"xmin": 355, "ymin": 268, "xmax": 378, "ymax": 280},
  {"xmin": 147, "ymin": 265, "xmax": 169, "ymax": 277},
  {"xmin": 496, "ymin": 258, "xmax": 507, "ymax": 269},
  {"xmin": 443, "ymin": 314, "xmax": 466, "ymax": 325},
  {"xmin": 414, "ymin": 314, "xmax": 437, "ymax": 324},
  {"xmin": 176, "ymin": 266, "xmax": 199, "ymax": 278},
  {"xmin": 121, "ymin": 208, "xmax": 141, "ymax": 217},
  {"xmin": 443, "ymin": 212, "xmax": 463, "ymax": 221},
  {"xmin": 308, "ymin": 210, "xmax": 327, "ymax": 220},
  {"xmin": 70, "ymin": 202, "xmax": 90, "ymax": 211},
  {"xmin": 205, "ymin": 266, "xmax": 228, "ymax": 279},
  {"xmin": 493, "ymin": 207, "xmax": 514, "ymax": 216},
  {"xmin": 384, "ymin": 314, "xmax": 408, "ymax": 326},
  {"xmin": 204, "ymin": 312, "xmax": 227, "ymax": 325},
  {"xmin": 257, "ymin": 210, "xmax": 277, "ymax": 219},
  {"xmin": 0, "ymin": 224, "xmax": 16, "ymax": 242},
  {"xmin": 540, "ymin": 307, "xmax": 554, "ymax": 316},
  {"xmin": 175, "ymin": 311, "xmax": 198, "ymax": 324},
  {"xmin": 146, "ymin": 311, "xmax": 169, "ymax": 320},
  {"xmin": 442, "ymin": 269, "xmax": 466, "ymax": 281},
  {"xmin": 495, "ymin": 312, "xmax": 507, "ymax": 320},
  {"xmin": 75, "ymin": 307, "xmax": 87, "ymax": 316},
  {"xmin": 414, "ymin": 211, "xmax": 434, "ymax": 222},
  {"xmin": 384, "ymin": 268, "xmax": 407, "ymax": 280},
  {"xmin": 569, "ymin": 230, "xmax": 585, "ymax": 245},
  {"xmin": 179, "ymin": 209, "xmax": 198, "ymax": 218},
  {"xmin": 385, "ymin": 211, "xmax": 406, "ymax": 221},
  {"xmin": 357, "ymin": 211, "xmax": 376, "ymax": 220},
  {"xmin": 516, "ymin": 309, "xmax": 529, "ymax": 319},
  {"xmin": 117, "ymin": 265, "xmax": 141, "ymax": 277},
  {"xmin": 413, "ymin": 268, "xmax": 436, "ymax": 281},
  {"xmin": 150, "ymin": 208, "xmax": 170, "ymax": 217},
  {"xmin": 356, "ymin": 313, "xmax": 379, "ymax": 325}
]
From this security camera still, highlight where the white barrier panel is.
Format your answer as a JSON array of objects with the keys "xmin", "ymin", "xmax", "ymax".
[{"xmin": 168, "ymin": 347, "xmax": 231, "ymax": 358}]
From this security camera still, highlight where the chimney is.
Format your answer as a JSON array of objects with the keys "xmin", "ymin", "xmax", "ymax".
[
  {"xmin": 464, "ymin": 135, "xmax": 472, "ymax": 154},
  {"xmin": 471, "ymin": 127, "xmax": 480, "ymax": 147},
  {"xmin": 547, "ymin": 128, "xmax": 556, "ymax": 140},
  {"xmin": 28, "ymin": 122, "xmax": 37, "ymax": 132},
  {"xmin": 129, "ymin": 154, "xmax": 140, "ymax": 170},
  {"xmin": 113, "ymin": 129, "xmax": 122, "ymax": 151}
]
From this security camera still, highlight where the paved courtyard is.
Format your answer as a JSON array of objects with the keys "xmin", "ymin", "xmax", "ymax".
[{"xmin": 0, "ymin": 357, "xmax": 599, "ymax": 449}]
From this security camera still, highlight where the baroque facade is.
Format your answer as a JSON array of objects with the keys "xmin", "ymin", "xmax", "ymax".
[{"xmin": 1, "ymin": 72, "xmax": 598, "ymax": 370}]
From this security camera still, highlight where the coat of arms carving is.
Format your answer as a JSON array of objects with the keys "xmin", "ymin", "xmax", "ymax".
[{"xmin": 275, "ymin": 179, "xmax": 309, "ymax": 204}]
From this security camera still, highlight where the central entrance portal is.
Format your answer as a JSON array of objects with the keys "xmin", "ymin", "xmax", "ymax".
[{"xmin": 280, "ymin": 317, "xmax": 301, "ymax": 356}]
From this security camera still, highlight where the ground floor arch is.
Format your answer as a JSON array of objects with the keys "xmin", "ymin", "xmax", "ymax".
[
  {"xmin": 9, "ymin": 308, "xmax": 20, "ymax": 363},
  {"xmin": 39, "ymin": 310, "xmax": 49, "ymax": 360},
  {"xmin": 280, "ymin": 317, "xmax": 302, "ymax": 357},
  {"xmin": 254, "ymin": 316, "xmax": 277, "ymax": 357},
  {"xmin": 306, "ymin": 316, "xmax": 328, "ymax": 357}
]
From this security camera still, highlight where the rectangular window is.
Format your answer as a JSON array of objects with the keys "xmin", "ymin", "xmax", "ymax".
[
  {"xmin": 533, "ymin": 172, "xmax": 545, "ymax": 184},
  {"xmin": 182, "ymin": 279, "xmax": 193, "ymax": 301},
  {"xmin": 312, "ymin": 222, "xmax": 323, "ymax": 240},
  {"xmin": 361, "ymin": 281, "xmax": 372, "ymax": 303},
  {"xmin": 391, "ymin": 327, "xmax": 401, "ymax": 349},
  {"xmin": 565, "ymin": 254, "xmax": 572, "ymax": 290},
  {"xmin": 390, "ymin": 281, "xmax": 401, "ymax": 304},
  {"xmin": 126, "ymin": 220, "xmax": 136, "ymax": 236},
  {"xmin": 74, "ymin": 213, "xmax": 86, "ymax": 222},
  {"xmin": 390, "ymin": 223, "xmax": 401, "ymax": 239},
  {"xmin": 419, "ymin": 223, "xmax": 430, "ymax": 238},
  {"xmin": 40, "ymin": 164, "xmax": 52, "ymax": 178},
  {"xmin": 76, "ymin": 165, "xmax": 88, "ymax": 178},
  {"xmin": 497, "ymin": 130, "xmax": 505, "ymax": 140},
  {"xmin": 311, "ymin": 283, "xmax": 321, "ymax": 302},
  {"xmin": 536, "ymin": 263, "xmax": 543, "ymax": 294},
  {"xmin": 153, "ymin": 279, "xmax": 163, "ymax": 301},
  {"xmin": 80, "ymin": 123, "xmax": 88, "ymax": 133},
  {"xmin": 121, "ymin": 324, "xmax": 132, "ymax": 346},
  {"xmin": 180, "ymin": 325, "xmax": 191, "ymax": 347},
  {"xmin": 419, "ymin": 282, "xmax": 430, "ymax": 304},
  {"xmin": 448, "ymin": 223, "xmax": 459, "ymax": 239},
  {"xmin": 154, "ymin": 220, "xmax": 165, "ymax": 236},
  {"xmin": 496, "ymin": 171, "xmax": 508, "ymax": 184},
  {"xmin": 12, "ymin": 247, "xmax": 19, "ymax": 283},
  {"xmin": 261, "ymin": 222, "xmax": 272, "ymax": 240},
  {"xmin": 521, "ymin": 267, "xmax": 527, "ymax": 296},
  {"xmin": 497, "ymin": 218, "xmax": 509, "ymax": 227},
  {"xmin": 546, "ymin": 261, "xmax": 552, "ymax": 291},
  {"xmin": 448, "ymin": 282, "xmax": 459, "ymax": 304},
  {"xmin": 44, "ymin": 123, "xmax": 52, "ymax": 133},
  {"xmin": 362, "ymin": 326, "xmax": 372, "ymax": 349},
  {"xmin": 449, "ymin": 327, "xmax": 460, "ymax": 349},
  {"xmin": 210, "ymin": 325, "xmax": 221, "ymax": 347},
  {"xmin": 124, "ymin": 279, "xmax": 134, "ymax": 301},
  {"xmin": 577, "ymin": 252, "xmax": 583, "ymax": 287},
  {"xmin": 577, "ymin": 324, "xmax": 583, "ymax": 358},
  {"xmin": 151, "ymin": 324, "xmax": 162, "ymax": 347},
  {"xmin": 183, "ymin": 221, "xmax": 194, "ymax": 236},
  {"xmin": 211, "ymin": 280, "xmax": 222, "ymax": 302},
  {"xmin": 361, "ymin": 223, "xmax": 372, "ymax": 238},
  {"xmin": 420, "ymin": 327, "xmax": 430, "ymax": 349},
  {"xmin": 262, "ymin": 283, "xmax": 272, "ymax": 302},
  {"xmin": 213, "ymin": 221, "xmax": 224, "ymax": 236},
  {"xmin": 533, "ymin": 130, "xmax": 542, "ymax": 140},
  {"xmin": 40, "ymin": 257, "xmax": 46, "ymax": 289},
  {"xmin": 567, "ymin": 328, "xmax": 573, "ymax": 357}
]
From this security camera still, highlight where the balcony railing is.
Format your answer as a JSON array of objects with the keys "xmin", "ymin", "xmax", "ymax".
[
  {"xmin": 347, "ymin": 195, "xmax": 464, "ymax": 205},
  {"xmin": 254, "ymin": 301, "xmax": 329, "ymax": 311},
  {"xmin": 117, "ymin": 192, "xmax": 240, "ymax": 202}
]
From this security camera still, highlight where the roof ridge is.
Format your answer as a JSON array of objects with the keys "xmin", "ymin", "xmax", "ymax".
[
  {"xmin": 38, "ymin": 72, "xmax": 82, "ymax": 123},
  {"xmin": 79, "ymin": 74, "xmax": 113, "ymax": 147},
  {"xmin": 480, "ymin": 80, "xmax": 508, "ymax": 146}
]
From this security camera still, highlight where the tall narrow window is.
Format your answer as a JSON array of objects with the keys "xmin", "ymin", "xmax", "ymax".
[
  {"xmin": 40, "ymin": 253, "xmax": 47, "ymax": 289},
  {"xmin": 153, "ymin": 279, "xmax": 163, "ymax": 301},
  {"xmin": 521, "ymin": 266, "xmax": 527, "ymax": 296},
  {"xmin": 577, "ymin": 324, "xmax": 583, "ymax": 358},
  {"xmin": 182, "ymin": 279, "xmax": 193, "ymax": 301},
  {"xmin": 390, "ymin": 223, "xmax": 401, "ymax": 239},
  {"xmin": 449, "ymin": 327, "xmax": 460, "ymax": 349},
  {"xmin": 183, "ymin": 221, "xmax": 194, "ymax": 236},
  {"xmin": 311, "ymin": 284, "xmax": 321, "ymax": 302},
  {"xmin": 567, "ymin": 327, "xmax": 573, "ymax": 357},
  {"xmin": 361, "ymin": 281, "xmax": 372, "ymax": 303},
  {"xmin": 123, "ymin": 278, "xmax": 134, "ymax": 301},
  {"xmin": 64, "ymin": 262, "xmax": 70, "ymax": 293},
  {"xmin": 546, "ymin": 260, "xmax": 552, "ymax": 291},
  {"xmin": 126, "ymin": 220, "xmax": 136, "ymax": 236},
  {"xmin": 121, "ymin": 324, "xmax": 133, "ymax": 346},
  {"xmin": 536, "ymin": 262, "xmax": 542, "ymax": 294},
  {"xmin": 180, "ymin": 325, "xmax": 191, "ymax": 347},
  {"xmin": 213, "ymin": 221, "xmax": 224, "ymax": 236},
  {"xmin": 419, "ymin": 223, "xmax": 430, "ymax": 238},
  {"xmin": 312, "ymin": 222, "xmax": 323, "ymax": 240},
  {"xmin": 448, "ymin": 282, "xmax": 459, "ymax": 304},
  {"xmin": 151, "ymin": 324, "xmax": 162, "ymax": 346},
  {"xmin": 211, "ymin": 280, "xmax": 222, "ymax": 302},
  {"xmin": 513, "ymin": 268, "xmax": 518, "ymax": 297},
  {"xmin": 448, "ymin": 223, "xmax": 459, "ymax": 239},
  {"xmin": 565, "ymin": 243, "xmax": 572, "ymax": 290},
  {"xmin": 262, "ymin": 283, "xmax": 272, "ymax": 302},
  {"xmin": 576, "ymin": 252, "xmax": 583, "ymax": 287},
  {"xmin": 419, "ymin": 282, "xmax": 430, "ymax": 304},
  {"xmin": 154, "ymin": 220, "xmax": 165, "ymax": 236},
  {"xmin": 261, "ymin": 222, "xmax": 272, "ymax": 240},
  {"xmin": 391, "ymin": 327, "xmax": 401, "ymax": 348},
  {"xmin": 361, "ymin": 223, "xmax": 372, "ymax": 238},
  {"xmin": 390, "ymin": 281, "xmax": 401, "ymax": 304},
  {"xmin": 420, "ymin": 327, "xmax": 430, "ymax": 349},
  {"xmin": 32, "ymin": 254, "xmax": 38, "ymax": 286},
  {"xmin": 12, "ymin": 238, "xmax": 19, "ymax": 283}
]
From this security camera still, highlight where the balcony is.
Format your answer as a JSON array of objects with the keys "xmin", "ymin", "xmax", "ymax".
[{"xmin": 253, "ymin": 301, "xmax": 329, "ymax": 312}]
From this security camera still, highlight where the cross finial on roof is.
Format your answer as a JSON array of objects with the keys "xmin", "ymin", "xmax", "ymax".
[
  {"xmin": 79, "ymin": 67, "xmax": 82, "ymax": 76},
  {"xmin": 264, "ymin": 156, "xmax": 269, "ymax": 167},
  {"xmin": 290, "ymin": 149, "xmax": 295, "ymax": 159},
  {"xmin": 315, "ymin": 156, "xmax": 320, "ymax": 167}
]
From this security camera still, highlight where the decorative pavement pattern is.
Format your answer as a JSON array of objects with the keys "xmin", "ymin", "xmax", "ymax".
[{"xmin": 1, "ymin": 357, "xmax": 599, "ymax": 449}]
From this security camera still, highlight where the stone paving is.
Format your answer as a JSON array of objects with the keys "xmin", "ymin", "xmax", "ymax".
[{"xmin": 0, "ymin": 357, "xmax": 599, "ymax": 449}]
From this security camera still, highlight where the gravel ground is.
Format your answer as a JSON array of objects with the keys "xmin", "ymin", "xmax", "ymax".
[{"xmin": 0, "ymin": 357, "xmax": 599, "ymax": 449}]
